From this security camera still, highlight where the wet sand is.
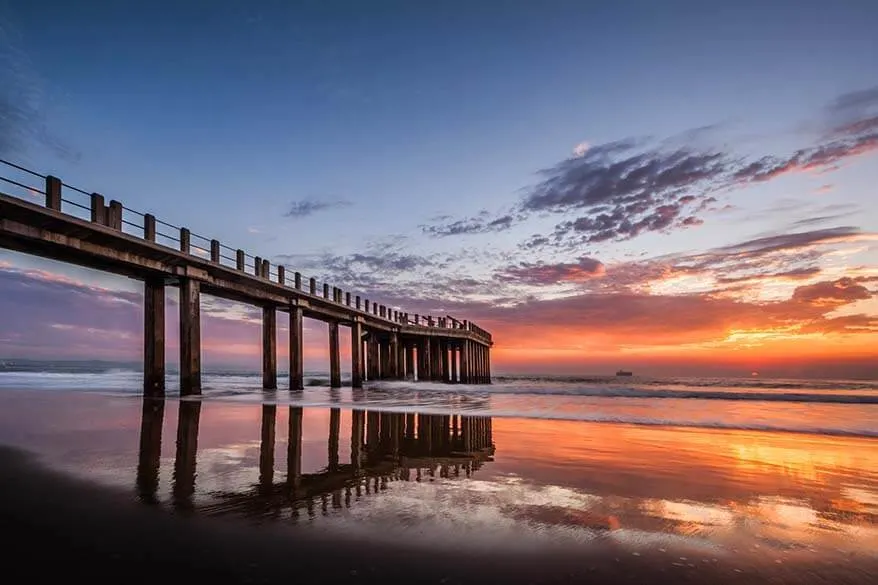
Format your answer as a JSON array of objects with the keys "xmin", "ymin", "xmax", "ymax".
[{"xmin": 1, "ymin": 388, "xmax": 876, "ymax": 584}]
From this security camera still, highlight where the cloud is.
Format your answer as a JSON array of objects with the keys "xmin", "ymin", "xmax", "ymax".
[
  {"xmin": 572, "ymin": 141, "xmax": 591, "ymax": 157},
  {"xmin": 497, "ymin": 257, "xmax": 606, "ymax": 286},
  {"xmin": 283, "ymin": 198, "xmax": 352, "ymax": 218},
  {"xmin": 421, "ymin": 213, "xmax": 517, "ymax": 237},
  {"xmin": 420, "ymin": 87, "xmax": 878, "ymax": 249},
  {"xmin": 791, "ymin": 277, "xmax": 872, "ymax": 307}
]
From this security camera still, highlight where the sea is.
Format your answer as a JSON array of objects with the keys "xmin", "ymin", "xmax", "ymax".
[{"xmin": 2, "ymin": 359, "xmax": 876, "ymax": 439}]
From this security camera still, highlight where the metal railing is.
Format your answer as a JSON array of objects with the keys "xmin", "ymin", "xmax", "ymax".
[{"xmin": 0, "ymin": 158, "xmax": 492, "ymax": 342}]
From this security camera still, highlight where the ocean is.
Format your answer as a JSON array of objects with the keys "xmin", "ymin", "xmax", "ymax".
[
  {"xmin": 2, "ymin": 361, "xmax": 878, "ymax": 582},
  {"xmin": 2, "ymin": 359, "xmax": 876, "ymax": 438}
]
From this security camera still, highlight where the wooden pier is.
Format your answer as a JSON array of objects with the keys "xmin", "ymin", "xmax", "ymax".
[{"xmin": 0, "ymin": 160, "xmax": 493, "ymax": 394}]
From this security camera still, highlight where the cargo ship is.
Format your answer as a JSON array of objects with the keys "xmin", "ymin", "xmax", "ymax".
[{"xmin": 615, "ymin": 370, "xmax": 633, "ymax": 377}]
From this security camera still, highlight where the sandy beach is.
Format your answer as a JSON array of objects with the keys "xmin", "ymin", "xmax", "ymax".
[{"xmin": 1, "ymin": 388, "xmax": 877, "ymax": 584}]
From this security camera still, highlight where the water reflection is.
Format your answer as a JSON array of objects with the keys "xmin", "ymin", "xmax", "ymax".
[{"xmin": 136, "ymin": 398, "xmax": 495, "ymax": 518}]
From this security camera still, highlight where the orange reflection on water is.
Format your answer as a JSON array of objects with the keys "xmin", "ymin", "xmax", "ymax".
[{"xmin": 490, "ymin": 417, "xmax": 878, "ymax": 552}]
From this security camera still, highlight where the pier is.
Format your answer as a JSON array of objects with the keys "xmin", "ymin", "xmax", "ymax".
[{"xmin": 0, "ymin": 160, "xmax": 493, "ymax": 394}]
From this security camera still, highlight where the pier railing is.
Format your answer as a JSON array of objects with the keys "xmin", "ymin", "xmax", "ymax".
[{"xmin": 0, "ymin": 159, "xmax": 491, "ymax": 342}]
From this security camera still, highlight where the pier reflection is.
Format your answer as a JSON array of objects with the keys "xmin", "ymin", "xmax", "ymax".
[{"xmin": 135, "ymin": 398, "xmax": 495, "ymax": 518}]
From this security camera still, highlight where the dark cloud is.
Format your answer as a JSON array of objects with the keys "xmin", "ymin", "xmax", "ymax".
[
  {"xmin": 421, "ymin": 213, "xmax": 517, "ymax": 237},
  {"xmin": 420, "ymin": 86, "xmax": 878, "ymax": 248},
  {"xmin": 497, "ymin": 257, "xmax": 606, "ymax": 286},
  {"xmin": 714, "ymin": 226, "xmax": 864, "ymax": 258},
  {"xmin": 791, "ymin": 277, "xmax": 872, "ymax": 307},
  {"xmin": 283, "ymin": 198, "xmax": 352, "ymax": 218}
]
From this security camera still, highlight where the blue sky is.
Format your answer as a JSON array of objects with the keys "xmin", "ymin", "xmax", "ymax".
[{"xmin": 1, "ymin": 0, "xmax": 877, "ymax": 376}]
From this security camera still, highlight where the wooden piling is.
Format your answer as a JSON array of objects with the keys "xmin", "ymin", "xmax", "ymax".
[
  {"xmin": 441, "ymin": 340, "xmax": 450, "ymax": 383},
  {"xmin": 210, "ymin": 239, "xmax": 220, "ymax": 262},
  {"xmin": 328, "ymin": 321, "xmax": 341, "ymax": 388},
  {"xmin": 450, "ymin": 344, "xmax": 458, "ymax": 383},
  {"xmin": 289, "ymin": 306, "xmax": 304, "ymax": 390},
  {"xmin": 179, "ymin": 278, "xmax": 201, "ymax": 395},
  {"xmin": 351, "ymin": 319, "xmax": 363, "ymax": 388},
  {"xmin": 460, "ymin": 340, "xmax": 470, "ymax": 384},
  {"xmin": 389, "ymin": 332, "xmax": 400, "ymax": 379},
  {"xmin": 236, "ymin": 249, "xmax": 245, "ymax": 270},
  {"xmin": 262, "ymin": 306, "xmax": 277, "ymax": 389},
  {"xmin": 143, "ymin": 278, "xmax": 165, "ymax": 396}
]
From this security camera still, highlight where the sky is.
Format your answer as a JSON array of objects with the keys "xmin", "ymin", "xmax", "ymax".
[{"xmin": 1, "ymin": 0, "xmax": 877, "ymax": 378}]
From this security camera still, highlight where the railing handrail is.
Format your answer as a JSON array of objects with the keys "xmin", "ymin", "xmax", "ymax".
[{"xmin": 0, "ymin": 158, "xmax": 491, "ymax": 341}]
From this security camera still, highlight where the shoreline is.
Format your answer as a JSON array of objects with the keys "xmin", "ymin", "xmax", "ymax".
[{"xmin": 4, "ymin": 443, "xmax": 876, "ymax": 584}]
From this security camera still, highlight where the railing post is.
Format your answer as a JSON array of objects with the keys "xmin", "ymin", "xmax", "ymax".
[
  {"xmin": 355, "ymin": 295, "xmax": 361, "ymax": 309},
  {"xmin": 323, "ymin": 283, "xmax": 330, "ymax": 298},
  {"xmin": 90, "ymin": 193, "xmax": 106, "ymax": 224},
  {"xmin": 277, "ymin": 265, "xmax": 285, "ymax": 285},
  {"xmin": 144, "ymin": 214, "xmax": 156, "ymax": 241},
  {"xmin": 236, "ymin": 249, "xmax": 245, "ymax": 271},
  {"xmin": 254, "ymin": 256, "xmax": 262, "ymax": 277},
  {"xmin": 364, "ymin": 300, "xmax": 370, "ymax": 312},
  {"xmin": 210, "ymin": 240, "xmax": 220, "ymax": 262},
  {"xmin": 345, "ymin": 292, "xmax": 351, "ymax": 306},
  {"xmin": 45, "ymin": 176, "xmax": 61, "ymax": 211},
  {"xmin": 309, "ymin": 278, "xmax": 316, "ymax": 295},
  {"xmin": 107, "ymin": 200, "xmax": 122, "ymax": 230},
  {"xmin": 179, "ymin": 228, "xmax": 190, "ymax": 253},
  {"xmin": 294, "ymin": 272, "xmax": 301, "ymax": 289},
  {"xmin": 262, "ymin": 259, "xmax": 270, "ymax": 279}
]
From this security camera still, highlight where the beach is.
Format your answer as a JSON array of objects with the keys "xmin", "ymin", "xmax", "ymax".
[{"xmin": 1, "ymin": 382, "xmax": 876, "ymax": 584}]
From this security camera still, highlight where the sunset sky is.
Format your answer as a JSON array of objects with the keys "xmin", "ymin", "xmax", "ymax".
[{"xmin": 1, "ymin": 0, "xmax": 877, "ymax": 379}]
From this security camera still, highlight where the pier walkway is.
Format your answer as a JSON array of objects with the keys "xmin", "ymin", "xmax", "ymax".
[{"xmin": 0, "ymin": 160, "xmax": 493, "ymax": 395}]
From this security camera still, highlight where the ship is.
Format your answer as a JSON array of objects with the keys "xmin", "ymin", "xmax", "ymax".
[{"xmin": 615, "ymin": 369, "xmax": 633, "ymax": 377}]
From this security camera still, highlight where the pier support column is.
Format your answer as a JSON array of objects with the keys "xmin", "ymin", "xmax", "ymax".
[
  {"xmin": 289, "ymin": 306, "xmax": 304, "ymax": 390},
  {"xmin": 143, "ymin": 278, "xmax": 165, "ymax": 397},
  {"xmin": 366, "ymin": 336, "xmax": 378, "ymax": 380},
  {"xmin": 328, "ymin": 321, "xmax": 341, "ymax": 388},
  {"xmin": 389, "ymin": 332, "xmax": 400, "ymax": 379},
  {"xmin": 486, "ymin": 346, "xmax": 491, "ymax": 383},
  {"xmin": 450, "ymin": 345, "xmax": 458, "ymax": 383},
  {"xmin": 430, "ymin": 339, "xmax": 442, "ymax": 381},
  {"xmin": 179, "ymin": 278, "xmax": 201, "ymax": 396},
  {"xmin": 351, "ymin": 319, "xmax": 363, "ymax": 388},
  {"xmin": 441, "ymin": 340, "xmax": 450, "ymax": 383},
  {"xmin": 460, "ymin": 340, "xmax": 470, "ymax": 384},
  {"xmin": 420, "ymin": 338, "xmax": 432, "ymax": 381},
  {"xmin": 262, "ymin": 307, "xmax": 277, "ymax": 390}
]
